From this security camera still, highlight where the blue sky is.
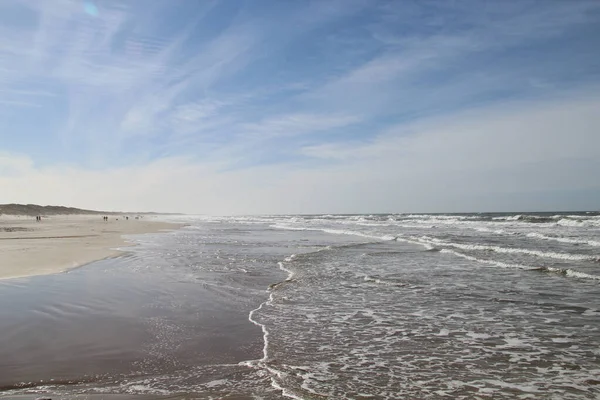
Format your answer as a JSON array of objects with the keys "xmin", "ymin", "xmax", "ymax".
[{"xmin": 1, "ymin": 0, "xmax": 600, "ymax": 214}]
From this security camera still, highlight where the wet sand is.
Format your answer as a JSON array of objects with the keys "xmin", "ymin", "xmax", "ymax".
[
  {"xmin": 0, "ymin": 215, "xmax": 183, "ymax": 280},
  {"xmin": 0, "ymin": 219, "xmax": 291, "ymax": 399},
  {"xmin": 0, "ymin": 243, "xmax": 269, "ymax": 398}
]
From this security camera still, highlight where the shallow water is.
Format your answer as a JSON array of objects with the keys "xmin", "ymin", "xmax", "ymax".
[{"xmin": 1, "ymin": 213, "xmax": 599, "ymax": 399}]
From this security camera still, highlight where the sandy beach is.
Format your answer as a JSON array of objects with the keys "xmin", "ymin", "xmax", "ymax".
[{"xmin": 0, "ymin": 215, "xmax": 182, "ymax": 280}]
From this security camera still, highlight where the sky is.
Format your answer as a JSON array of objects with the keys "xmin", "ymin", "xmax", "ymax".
[{"xmin": 1, "ymin": 0, "xmax": 599, "ymax": 215}]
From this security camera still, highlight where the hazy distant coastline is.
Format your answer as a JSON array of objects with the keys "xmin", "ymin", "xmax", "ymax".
[{"xmin": 0, "ymin": 203, "xmax": 181, "ymax": 217}]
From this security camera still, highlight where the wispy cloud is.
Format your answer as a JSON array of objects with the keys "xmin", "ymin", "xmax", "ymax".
[
  {"xmin": 0, "ymin": 0, "xmax": 599, "ymax": 212},
  {"xmin": 2, "ymin": 91, "xmax": 599, "ymax": 214},
  {"xmin": 301, "ymin": 0, "xmax": 600, "ymax": 117},
  {"xmin": 241, "ymin": 113, "xmax": 362, "ymax": 139},
  {"xmin": 0, "ymin": 99, "xmax": 43, "ymax": 108}
]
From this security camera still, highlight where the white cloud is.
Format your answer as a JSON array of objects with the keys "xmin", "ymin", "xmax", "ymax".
[
  {"xmin": 0, "ymin": 152, "xmax": 34, "ymax": 177},
  {"xmin": 240, "ymin": 113, "xmax": 362, "ymax": 139},
  {"xmin": 1, "ymin": 91, "xmax": 599, "ymax": 214},
  {"xmin": 169, "ymin": 100, "xmax": 230, "ymax": 136},
  {"xmin": 0, "ymin": 0, "xmax": 263, "ymax": 158},
  {"xmin": 304, "ymin": 92, "xmax": 600, "ymax": 165},
  {"xmin": 0, "ymin": 99, "xmax": 42, "ymax": 108}
]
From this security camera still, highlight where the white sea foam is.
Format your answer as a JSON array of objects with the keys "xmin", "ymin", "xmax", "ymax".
[
  {"xmin": 416, "ymin": 236, "xmax": 598, "ymax": 262},
  {"xmin": 204, "ymin": 379, "xmax": 229, "ymax": 388},
  {"xmin": 285, "ymin": 254, "xmax": 298, "ymax": 263},
  {"xmin": 546, "ymin": 267, "xmax": 600, "ymax": 280},
  {"xmin": 472, "ymin": 226, "xmax": 518, "ymax": 235},
  {"xmin": 526, "ymin": 232, "xmax": 600, "ymax": 247},
  {"xmin": 493, "ymin": 215, "xmax": 522, "ymax": 221},
  {"xmin": 439, "ymin": 249, "xmax": 533, "ymax": 270},
  {"xmin": 272, "ymin": 224, "xmax": 397, "ymax": 242},
  {"xmin": 363, "ymin": 275, "xmax": 400, "ymax": 286},
  {"xmin": 123, "ymin": 384, "xmax": 171, "ymax": 395},
  {"xmin": 556, "ymin": 217, "xmax": 600, "ymax": 227},
  {"xmin": 402, "ymin": 214, "xmax": 479, "ymax": 220},
  {"xmin": 255, "ymin": 214, "xmax": 599, "ymax": 397},
  {"xmin": 242, "ymin": 256, "xmax": 303, "ymax": 399}
]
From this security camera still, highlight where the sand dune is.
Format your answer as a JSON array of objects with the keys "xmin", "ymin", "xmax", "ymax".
[{"xmin": 0, "ymin": 215, "xmax": 183, "ymax": 280}]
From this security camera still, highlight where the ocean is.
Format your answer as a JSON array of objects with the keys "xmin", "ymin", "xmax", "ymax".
[{"xmin": 1, "ymin": 212, "xmax": 599, "ymax": 399}]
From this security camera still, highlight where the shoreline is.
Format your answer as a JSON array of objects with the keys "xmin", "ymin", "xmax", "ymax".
[{"xmin": 0, "ymin": 215, "xmax": 184, "ymax": 281}]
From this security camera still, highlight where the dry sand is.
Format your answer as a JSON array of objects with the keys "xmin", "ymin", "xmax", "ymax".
[{"xmin": 0, "ymin": 215, "xmax": 183, "ymax": 280}]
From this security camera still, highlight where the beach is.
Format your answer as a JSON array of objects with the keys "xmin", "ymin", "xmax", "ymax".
[
  {"xmin": 1, "ymin": 213, "xmax": 599, "ymax": 398},
  {"xmin": 0, "ymin": 215, "xmax": 182, "ymax": 280}
]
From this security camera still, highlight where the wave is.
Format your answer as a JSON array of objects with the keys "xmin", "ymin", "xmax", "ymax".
[
  {"xmin": 398, "ymin": 216, "xmax": 557, "ymax": 227},
  {"xmin": 439, "ymin": 250, "xmax": 600, "ymax": 281},
  {"xmin": 271, "ymin": 224, "xmax": 397, "ymax": 242},
  {"xmin": 322, "ymin": 228, "xmax": 397, "ymax": 241},
  {"xmin": 492, "ymin": 215, "xmax": 521, "ymax": 221},
  {"xmin": 400, "ymin": 214, "xmax": 483, "ymax": 220},
  {"xmin": 399, "ymin": 214, "xmax": 571, "ymax": 225},
  {"xmin": 492, "ymin": 215, "xmax": 558, "ymax": 223},
  {"xmin": 439, "ymin": 249, "xmax": 533, "ymax": 270},
  {"xmin": 474, "ymin": 227, "xmax": 512, "ymax": 235},
  {"xmin": 560, "ymin": 214, "xmax": 600, "ymax": 219},
  {"xmin": 272, "ymin": 221, "xmax": 599, "ymax": 263},
  {"xmin": 223, "ymin": 214, "xmax": 600, "ymax": 234},
  {"xmin": 526, "ymin": 232, "xmax": 600, "ymax": 247},
  {"xmin": 556, "ymin": 218, "xmax": 600, "ymax": 228},
  {"xmin": 414, "ymin": 236, "xmax": 599, "ymax": 262}
]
